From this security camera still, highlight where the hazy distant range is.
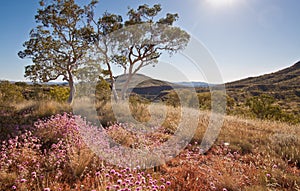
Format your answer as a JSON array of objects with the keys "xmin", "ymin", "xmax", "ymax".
[{"xmin": 10, "ymin": 78, "xmax": 211, "ymax": 88}]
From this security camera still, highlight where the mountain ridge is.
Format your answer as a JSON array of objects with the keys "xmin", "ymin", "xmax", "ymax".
[
  {"xmin": 222, "ymin": 61, "xmax": 300, "ymax": 114},
  {"xmin": 226, "ymin": 61, "xmax": 300, "ymax": 88}
]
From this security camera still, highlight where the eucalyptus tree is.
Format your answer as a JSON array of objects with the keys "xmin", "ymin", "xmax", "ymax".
[
  {"xmin": 18, "ymin": 0, "xmax": 98, "ymax": 104},
  {"xmin": 91, "ymin": 4, "xmax": 190, "ymax": 101},
  {"xmin": 117, "ymin": 4, "xmax": 190, "ymax": 100},
  {"xmin": 19, "ymin": 1, "xmax": 190, "ymax": 104},
  {"xmin": 86, "ymin": 12, "xmax": 123, "ymax": 101}
]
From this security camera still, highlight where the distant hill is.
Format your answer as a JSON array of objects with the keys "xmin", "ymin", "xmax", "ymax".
[
  {"xmin": 174, "ymin": 81, "xmax": 209, "ymax": 88},
  {"xmin": 225, "ymin": 61, "xmax": 300, "ymax": 112},
  {"xmin": 113, "ymin": 73, "xmax": 177, "ymax": 89},
  {"xmin": 8, "ymin": 81, "xmax": 68, "ymax": 86},
  {"xmin": 226, "ymin": 61, "xmax": 300, "ymax": 88},
  {"xmin": 113, "ymin": 73, "xmax": 188, "ymax": 100},
  {"xmin": 113, "ymin": 73, "xmax": 209, "ymax": 88},
  {"xmin": 114, "ymin": 61, "xmax": 300, "ymax": 109}
]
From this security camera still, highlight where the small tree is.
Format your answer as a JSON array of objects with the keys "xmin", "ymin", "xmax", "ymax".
[
  {"xmin": 246, "ymin": 94, "xmax": 282, "ymax": 120},
  {"xmin": 18, "ymin": 0, "xmax": 98, "ymax": 104}
]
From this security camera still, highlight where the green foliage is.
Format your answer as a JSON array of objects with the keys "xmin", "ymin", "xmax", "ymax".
[
  {"xmin": 0, "ymin": 81, "xmax": 24, "ymax": 104},
  {"xmin": 95, "ymin": 78, "xmax": 111, "ymax": 102},
  {"xmin": 197, "ymin": 92, "xmax": 233, "ymax": 113},
  {"xmin": 24, "ymin": 84, "xmax": 49, "ymax": 100},
  {"xmin": 93, "ymin": 78, "xmax": 115, "ymax": 125},
  {"xmin": 163, "ymin": 90, "xmax": 180, "ymax": 107},
  {"xmin": 14, "ymin": 82, "xmax": 28, "ymax": 87},
  {"xmin": 129, "ymin": 94, "xmax": 150, "ymax": 106},
  {"xmin": 91, "ymin": 4, "xmax": 190, "ymax": 100},
  {"xmin": 243, "ymin": 94, "xmax": 300, "ymax": 123},
  {"xmin": 19, "ymin": 1, "xmax": 189, "ymax": 103},
  {"xmin": 246, "ymin": 94, "xmax": 282, "ymax": 120},
  {"xmin": 49, "ymin": 86, "xmax": 69, "ymax": 102},
  {"xmin": 94, "ymin": 78, "xmax": 111, "ymax": 118},
  {"xmin": 18, "ymin": 0, "xmax": 98, "ymax": 104},
  {"xmin": 163, "ymin": 89, "xmax": 198, "ymax": 108},
  {"xmin": 197, "ymin": 92, "xmax": 211, "ymax": 110}
]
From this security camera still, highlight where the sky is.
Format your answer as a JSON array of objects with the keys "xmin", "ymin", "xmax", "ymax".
[{"xmin": 0, "ymin": 0, "xmax": 300, "ymax": 83}]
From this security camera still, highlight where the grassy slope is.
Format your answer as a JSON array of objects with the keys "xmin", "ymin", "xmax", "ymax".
[
  {"xmin": 1, "ymin": 61, "xmax": 300, "ymax": 190},
  {"xmin": 225, "ymin": 61, "xmax": 300, "ymax": 113},
  {"xmin": 1, "ymin": 101, "xmax": 299, "ymax": 190},
  {"xmin": 165, "ymin": 114, "xmax": 300, "ymax": 190},
  {"xmin": 226, "ymin": 61, "xmax": 300, "ymax": 87}
]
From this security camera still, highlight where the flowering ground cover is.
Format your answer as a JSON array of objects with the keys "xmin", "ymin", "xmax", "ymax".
[{"xmin": 0, "ymin": 104, "xmax": 299, "ymax": 190}]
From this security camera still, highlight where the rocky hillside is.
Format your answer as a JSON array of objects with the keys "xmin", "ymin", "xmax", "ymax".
[
  {"xmin": 225, "ymin": 61, "xmax": 300, "ymax": 112},
  {"xmin": 226, "ymin": 61, "xmax": 300, "ymax": 88}
]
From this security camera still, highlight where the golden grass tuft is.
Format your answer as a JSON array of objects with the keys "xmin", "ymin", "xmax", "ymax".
[{"xmin": 14, "ymin": 100, "xmax": 71, "ymax": 117}]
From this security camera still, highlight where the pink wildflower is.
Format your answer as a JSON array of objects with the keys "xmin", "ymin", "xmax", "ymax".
[{"xmin": 20, "ymin": 179, "xmax": 27, "ymax": 183}]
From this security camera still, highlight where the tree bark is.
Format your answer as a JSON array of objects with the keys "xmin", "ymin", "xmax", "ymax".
[
  {"xmin": 121, "ymin": 73, "xmax": 133, "ymax": 100},
  {"xmin": 67, "ymin": 73, "xmax": 76, "ymax": 104},
  {"xmin": 106, "ymin": 58, "xmax": 119, "ymax": 102},
  {"xmin": 111, "ymin": 79, "xmax": 119, "ymax": 102}
]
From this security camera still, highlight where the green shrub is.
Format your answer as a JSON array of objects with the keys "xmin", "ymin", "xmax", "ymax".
[
  {"xmin": 49, "ymin": 85, "xmax": 69, "ymax": 102},
  {"xmin": 163, "ymin": 89, "xmax": 199, "ymax": 108},
  {"xmin": 246, "ymin": 94, "xmax": 282, "ymax": 120},
  {"xmin": 163, "ymin": 90, "xmax": 180, "ymax": 107},
  {"xmin": 0, "ymin": 81, "xmax": 24, "ymax": 104}
]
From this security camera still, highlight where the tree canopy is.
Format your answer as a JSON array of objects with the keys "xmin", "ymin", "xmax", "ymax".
[
  {"xmin": 19, "ymin": 1, "xmax": 190, "ymax": 103},
  {"xmin": 91, "ymin": 4, "xmax": 190, "ymax": 100},
  {"xmin": 18, "ymin": 0, "xmax": 98, "ymax": 104}
]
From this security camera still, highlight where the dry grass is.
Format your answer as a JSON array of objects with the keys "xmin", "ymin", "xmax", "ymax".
[
  {"xmin": 98, "ymin": 102, "xmax": 300, "ymax": 190},
  {"xmin": 1, "ymin": 99, "xmax": 300, "ymax": 190},
  {"xmin": 68, "ymin": 147, "xmax": 96, "ymax": 178},
  {"xmin": 14, "ymin": 100, "xmax": 71, "ymax": 117}
]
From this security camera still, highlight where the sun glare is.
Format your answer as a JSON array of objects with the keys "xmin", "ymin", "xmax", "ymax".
[{"xmin": 207, "ymin": 0, "xmax": 236, "ymax": 7}]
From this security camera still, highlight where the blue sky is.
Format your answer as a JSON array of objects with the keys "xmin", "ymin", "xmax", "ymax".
[{"xmin": 0, "ymin": 0, "xmax": 300, "ymax": 83}]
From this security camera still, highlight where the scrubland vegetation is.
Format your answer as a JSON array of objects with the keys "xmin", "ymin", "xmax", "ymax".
[
  {"xmin": 0, "ymin": 0, "xmax": 297, "ymax": 189},
  {"xmin": 0, "ymin": 81, "xmax": 299, "ymax": 190}
]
